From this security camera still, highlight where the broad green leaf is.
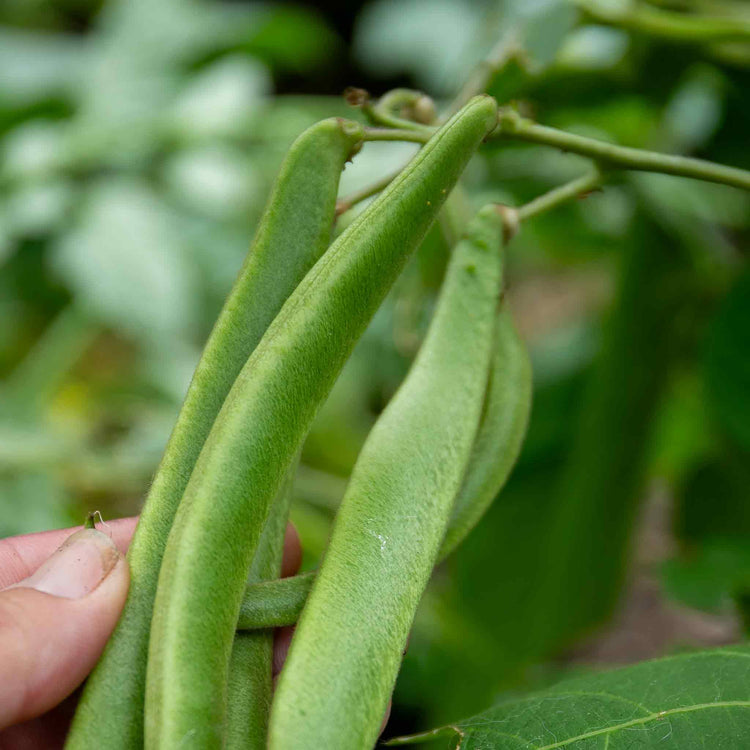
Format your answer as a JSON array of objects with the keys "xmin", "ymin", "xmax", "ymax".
[{"xmin": 389, "ymin": 645, "xmax": 750, "ymax": 748}]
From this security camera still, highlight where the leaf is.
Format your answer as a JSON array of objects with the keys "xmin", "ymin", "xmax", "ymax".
[
  {"xmin": 389, "ymin": 645, "xmax": 750, "ymax": 748},
  {"xmin": 168, "ymin": 55, "xmax": 270, "ymax": 140},
  {"xmin": 0, "ymin": 471, "xmax": 74, "ymax": 538},
  {"xmin": 662, "ymin": 539, "xmax": 750, "ymax": 613},
  {"xmin": 50, "ymin": 179, "xmax": 198, "ymax": 348},
  {"xmin": 0, "ymin": 28, "xmax": 82, "ymax": 105},
  {"xmin": 353, "ymin": 0, "xmax": 482, "ymax": 94}
]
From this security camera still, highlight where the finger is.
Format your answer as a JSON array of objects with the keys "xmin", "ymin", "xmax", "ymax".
[
  {"xmin": 280, "ymin": 523, "xmax": 301, "ymax": 579},
  {"xmin": 0, "ymin": 517, "xmax": 138, "ymax": 589},
  {"xmin": 0, "ymin": 528, "xmax": 129, "ymax": 729},
  {"xmin": 272, "ymin": 626, "xmax": 295, "ymax": 678}
]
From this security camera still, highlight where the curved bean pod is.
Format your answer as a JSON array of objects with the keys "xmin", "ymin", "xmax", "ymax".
[
  {"xmin": 438, "ymin": 304, "xmax": 532, "ymax": 559},
  {"xmin": 145, "ymin": 96, "xmax": 499, "ymax": 749},
  {"xmin": 235, "ymin": 309, "xmax": 531, "ymax": 630},
  {"xmin": 66, "ymin": 117, "xmax": 364, "ymax": 750},
  {"xmin": 225, "ymin": 464, "xmax": 296, "ymax": 749},
  {"xmin": 236, "ymin": 571, "xmax": 315, "ymax": 630},
  {"xmin": 268, "ymin": 203, "xmax": 505, "ymax": 750}
]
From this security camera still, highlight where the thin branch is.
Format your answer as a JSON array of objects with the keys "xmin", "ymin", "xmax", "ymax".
[
  {"xmin": 336, "ymin": 167, "xmax": 403, "ymax": 216},
  {"xmin": 367, "ymin": 89, "xmax": 436, "ymax": 131},
  {"xmin": 362, "ymin": 127, "xmax": 429, "ymax": 144},
  {"xmin": 576, "ymin": 0, "xmax": 750, "ymax": 43},
  {"xmin": 493, "ymin": 109, "xmax": 750, "ymax": 191},
  {"xmin": 517, "ymin": 169, "xmax": 604, "ymax": 222}
]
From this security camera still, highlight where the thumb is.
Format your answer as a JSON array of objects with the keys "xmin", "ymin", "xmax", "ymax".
[{"xmin": 0, "ymin": 528, "xmax": 129, "ymax": 730}]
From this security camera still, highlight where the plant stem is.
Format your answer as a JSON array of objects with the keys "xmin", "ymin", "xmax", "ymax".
[
  {"xmin": 517, "ymin": 169, "xmax": 604, "ymax": 222},
  {"xmin": 336, "ymin": 168, "xmax": 403, "ymax": 216},
  {"xmin": 575, "ymin": 0, "xmax": 750, "ymax": 43},
  {"xmin": 365, "ymin": 89, "xmax": 435, "ymax": 132},
  {"xmin": 362, "ymin": 127, "xmax": 429, "ymax": 144},
  {"xmin": 494, "ymin": 109, "xmax": 750, "ymax": 191}
]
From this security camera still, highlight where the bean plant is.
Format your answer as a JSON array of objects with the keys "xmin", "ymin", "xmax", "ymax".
[{"xmin": 2, "ymin": 1, "xmax": 749, "ymax": 747}]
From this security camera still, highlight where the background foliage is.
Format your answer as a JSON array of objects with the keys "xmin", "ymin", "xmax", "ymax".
[{"xmin": 0, "ymin": 0, "xmax": 748, "ymax": 740}]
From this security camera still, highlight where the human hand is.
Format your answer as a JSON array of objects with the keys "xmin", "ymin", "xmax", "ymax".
[{"xmin": 0, "ymin": 517, "xmax": 302, "ymax": 749}]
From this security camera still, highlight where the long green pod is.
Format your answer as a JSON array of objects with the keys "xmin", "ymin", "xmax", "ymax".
[
  {"xmin": 268, "ymin": 204, "xmax": 505, "ymax": 750},
  {"xmin": 225, "ymin": 463, "xmax": 295, "ymax": 749},
  {"xmin": 66, "ymin": 117, "xmax": 364, "ymax": 750},
  {"xmin": 438, "ymin": 305, "xmax": 532, "ymax": 559},
  {"xmin": 237, "ymin": 571, "xmax": 315, "ymax": 630},
  {"xmin": 145, "ymin": 96, "xmax": 498, "ymax": 749}
]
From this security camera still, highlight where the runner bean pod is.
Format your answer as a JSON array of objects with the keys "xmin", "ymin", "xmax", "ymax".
[
  {"xmin": 66, "ymin": 117, "xmax": 364, "ymax": 750},
  {"xmin": 268, "ymin": 203, "xmax": 505, "ymax": 750},
  {"xmin": 144, "ymin": 96, "xmax": 499, "ymax": 749},
  {"xmin": 439, "ymin": 304, "xmax": 532, "ymax": 558}
]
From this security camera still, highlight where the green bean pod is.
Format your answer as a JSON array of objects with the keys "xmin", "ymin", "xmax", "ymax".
[
  {"xmin": 66, "ymin": 117, "xmax": 364, "ymax": 750},
  {"xmin": 145, "ymin": 96, "xmax": 498, "ymax": 749},
  {"xmin": 268, "ymin": 204, "xmax": 505, "ymax": 750},
  {"xmin": 233, "ymin": 310, "xmax": 531, "ymax": 628},
  {"xmin": 237, "ymin": 571, "xmax": 315, "ymax": 630},
  {"xmin": 225, "ymin": 463, "xmax": 295, "ymax": 749},
  {"xmin": 438, "ymin": 304, "xmax": 532, "ymax": 559}
]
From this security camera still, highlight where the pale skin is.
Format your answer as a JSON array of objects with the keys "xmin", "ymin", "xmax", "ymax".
[{"xmin": 0, "ymin": 518, "xmax": 301, "ymax": 749}]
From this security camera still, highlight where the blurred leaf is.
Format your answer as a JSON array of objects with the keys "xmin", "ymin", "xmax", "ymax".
[
  {"xmin": 705, "ymin": 269, "xmax": 750, "ymax": 449},
  {"xmin": 0, "ymin": 471, "xmax": 74, "ymax": 537},
  {"xmin": 163, "ymin": 144, "xmax": 261, "ymax": 220},
  {"xmin": 663, "ymin": 540, "xmax": 750, "ymax": 613},
  {"xmin": 557, "ymin": 24, "xmax": 630, "ymax": 70},
  {"xmin": 0, "ymin": 28, "xmax": 82, "ymax": 105},
  {"xmin": 648, "ymin": 372, "xmax": 716, "ymax": 484},
  {"xmin": 51, "ymin": 179, "xmax": 198, "ymax": 347},
  {"xmin": 354, "ymin": 0, "xmax": 481, "ymax": 94},
  {"xmin": 390, "ymin": 645, "xmax": 750, "ymax": 748},
  {"xmin": 168, "ymin": 55, "xmax": 270, "ymax": 141},
  {"xmin": 4, "ymin": 179, "xmax": 75, "ymax": 237},
  {"xmin": 245, "ymin": 5, "xmax": 340, "ymax": 73},
  {"xmin": 675, "ymin": 453, "xmax": 750, "ymax": 544},
  {"xmin": 518, "ymin": 0, "xmax": 578, "ymax": 68},
  {"xmin": 1, "ymin": 120, "xmax": 67, "ymax": 179},
  {"xmin": 663, "ymin": 65, "xmax": 725, "ymax": 152},
  {"xmin": 1, "ymin": 305, "xmax": 98, "ymax": 417}
]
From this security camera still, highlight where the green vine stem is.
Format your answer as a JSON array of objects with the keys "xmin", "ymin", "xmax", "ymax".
[
  {"xmin": 576, "ymin": 0, "xmax": 750, "ymax": 44},
  {"xmin": 336, "ymin": 167, "xmax": 403, "ymax": 216},
  {"xmin": 362, "ymin": 127, "xmax": 430, "ymax": 144},
  {"xmin": 346, "ymin": 87, "xmax": 435, "ymax": 133},
  {"xmin": 359, "ymin": 109, "xmax": 750, "ymax": 191},
  {"xmin": 516, "ymin": 169, "xmax": 604, "ymax": 222},
  {"xmin": 493, "ymin": 108, "xmax": 750, "ymax": 191}
]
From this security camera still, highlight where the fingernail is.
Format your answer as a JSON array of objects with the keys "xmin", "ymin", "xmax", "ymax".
[{"xmin": 13, "ymin": 529, "xmax": 121, "ymax": 599}]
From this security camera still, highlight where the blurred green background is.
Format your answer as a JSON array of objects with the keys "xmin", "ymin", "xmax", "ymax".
[{"xmin": 1, "ymin": 0, "xmax": 748, "ymax": 739}]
